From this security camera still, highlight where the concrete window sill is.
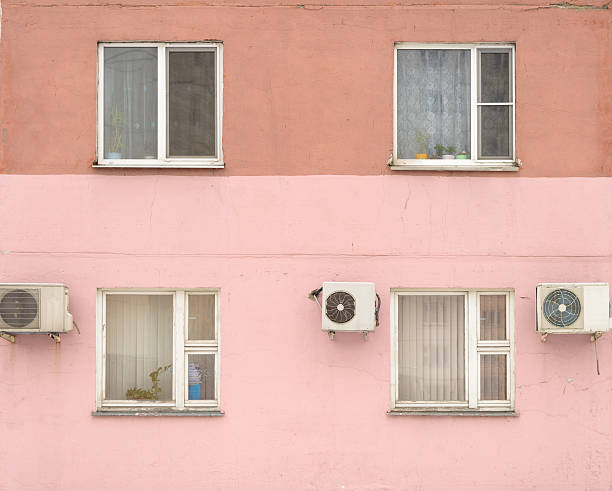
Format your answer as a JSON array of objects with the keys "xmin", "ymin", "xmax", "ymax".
[
  {"xmin": 387, "ymin": 410, "xmax": 517, "ymax": 417},
  {"xmin": 389, "ymin": 161, "xmax": 520, "ymax": 172},
  {"xmin": 92, "ymin": 409, "xmax": 225, "ymax": 417}
]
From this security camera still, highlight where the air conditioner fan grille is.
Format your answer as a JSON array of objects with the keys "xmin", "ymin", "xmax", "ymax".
[
  {"xmin": 325, "ymin": 291, "xmax": 356, "ymax": 324},
  {"xmin": 543, "ymin": 289, "xmax": 581, "ymax": 327},
  {"xmin": 0, "ymin": 289, "xmax": 40, "ymax": 329}
]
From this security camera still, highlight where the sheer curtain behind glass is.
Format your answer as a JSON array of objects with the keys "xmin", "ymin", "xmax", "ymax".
[
  {"xmin": 104, "ymin": 47, "xmax": 158, "ymax": 159},
  {"xmin": 397, "ymin": 49, "xmax": 471, "ymax": 158},
  {"xmin": 398, "ymin": 295, "xmax": 466, "ymax": 402},
  {"xmin": 105, "ymin": 295, "xmax": 173, "ymax": 401}
]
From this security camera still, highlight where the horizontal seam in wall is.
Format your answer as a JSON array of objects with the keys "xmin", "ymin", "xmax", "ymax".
[{"xmin": 2, "ymin": 251, "xmax": 612, "ymax": 259}]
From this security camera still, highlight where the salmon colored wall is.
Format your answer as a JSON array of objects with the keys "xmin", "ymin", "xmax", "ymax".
[
  {"xmin": 0, "ymin": 4, "xmax": 610, "ymax": 176},
  {"xmin": 0, "ymin": 175, "xmax": 611, "ymax": 490}
]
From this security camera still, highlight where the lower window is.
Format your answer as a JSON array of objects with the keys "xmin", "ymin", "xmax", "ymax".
[
  {"xmin": 96, "ymin": 289, "xmax": 220, "ymax": 411},
  {"xmin": 390, "ymin": 289, "xmax": 514, "ymax": 412}
]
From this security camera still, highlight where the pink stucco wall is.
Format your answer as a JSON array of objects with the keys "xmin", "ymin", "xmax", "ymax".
[{"xmin": 0, "ymin": 175, "xmax": 611, "ymax": 490}]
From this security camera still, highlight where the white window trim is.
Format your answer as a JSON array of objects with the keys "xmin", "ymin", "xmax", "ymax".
[
  {"xmin": 389, "ymin": 288, "xmax": 515, "ymax": 413},
  {"xmin": 95, "ymin": 288, "xmax": 221, "ymax": 412},
  {"xmin": 392, "ymin": 42, "xmax": 517, "ymax": 172},
  {"xmin": 96, "ymin": 42, "xmax": 224, "ymax": 169}
]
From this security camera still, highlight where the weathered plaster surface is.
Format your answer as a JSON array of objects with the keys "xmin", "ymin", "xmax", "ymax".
[
  {"xmin": 0, "ymin": 175, "xmax": 611, "ymax": 490},
  {"xmin": 0, "ymin": 5, "xmax": 610, "ymax": 175}
]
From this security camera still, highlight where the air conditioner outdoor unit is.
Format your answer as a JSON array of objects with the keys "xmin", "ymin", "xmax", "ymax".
[
  {"xmin": 536, "ymin": 283, "xmax": 610, "ymax": 335},
  {"xmin": 321, "ymin": 282, "xmax": 376, "ymax": 338},
  {"xmin": 0, "ymin": 284, "xmax": 73, "ymax": 335}
]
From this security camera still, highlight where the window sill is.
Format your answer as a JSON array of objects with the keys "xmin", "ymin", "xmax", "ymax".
[
  {"xmin": 93, "ymin": 409, "xmax": 224, "ymax": 417},
  {"xmin": 93, "ymin": 160, "xmax": 225, "ymax": 169},
  {"xmin": 387, "ymin": 409, "xmax": 517, "ymax": 417},
  {"xmin": 389, "ymin": 160, "xmax": 520, "ymax": 172}
]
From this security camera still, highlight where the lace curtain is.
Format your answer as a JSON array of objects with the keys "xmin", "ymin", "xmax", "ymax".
[{"xmin": 397, "ymin": 49, "xmax": 471, "ymax": 159}]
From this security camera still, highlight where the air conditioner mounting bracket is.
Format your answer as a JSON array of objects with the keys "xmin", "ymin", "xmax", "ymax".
[{"xmin": 0, "ymin": 332, "xmax": 15, "ymax": 344}]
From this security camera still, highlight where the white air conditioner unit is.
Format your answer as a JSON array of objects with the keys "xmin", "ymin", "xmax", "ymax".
[
  {"xmin": 321, "ymin": 282, "xmax": 376, "ymax": 338},
  {"xmin": 536, "ymin": 283, "xmax": 610, "ymax": 335},
  {"xmin": 0, "ymin": 284, "xmax": 73, "ymax": 334}
]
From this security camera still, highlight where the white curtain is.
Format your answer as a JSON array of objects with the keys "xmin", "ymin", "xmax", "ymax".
[
  {"xmin": 104, "ymin": 47, "xmax": 158, "ymax": 159},
  {"xmin": 397, "ymin": 49, "xmax": 471, "ymax": 158},
  {"xmin": 105, "ymin": 295, "xmax": 173, "ymax": 401},
  {"xmin": 398, "ymin": 295, "xmax": 466, "ymax": 401}
]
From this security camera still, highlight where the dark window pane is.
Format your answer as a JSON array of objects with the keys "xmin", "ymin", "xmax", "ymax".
[
  {"xmin": 168, "ymin": 51, "xmax": 216, "ymax": 157},
  {"xmin": 104, "ymin": 47, "xmax": 158, "ymax": 159},
  {"xmin": 479, "ymin": 51, "xmax": 511, "ymax": 103},
  {"xmin": 396, "ymin": 49, "xmax": 471, "ymax": 159},
  {"xmin": 480, "ymin": 354, "xmax": 507, "ymax": 401},
  {"xmin": 479, "ymin": 106, "xmax": 511, "ymax": 159}
]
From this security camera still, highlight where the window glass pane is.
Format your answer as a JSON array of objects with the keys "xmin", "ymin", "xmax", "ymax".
[
  {"xmin": 168, "ymin": 50, "xmax": 216, "ymax": 157},
  {"xmin": 480, "ymin": 354, "xmax": 507, "ymax": 400},
  {"xmin": 398, "ymin": 295, "xmax": 466, "ymax": 402},
  {"xmin": 187, "ymin": 353, "xmax": 215, "ymax": 401},
  {"xmin": 479, "ymin": 51, "xmax": 511, "ymax": 103},
  {"xmin": 104, "ymin": 47, "xmax": 158, "ymax": 159},
  {"xmin": 479, "ymin": 105, "xmax": 511, "ymax": 159},
  {"xmin": 105, "ymin": 294, "xmax": 173, "ymax": 401},
  {"xmin": 187, "ymin": 294, "xmax": 215, "ymax": 341},
  {"xmin": 480, "ymin": 295, "xmax": 506, "ymax": 340},
  {"xmin": 397, "ymin": 49, "xmax": 471, "ymax": 159}
]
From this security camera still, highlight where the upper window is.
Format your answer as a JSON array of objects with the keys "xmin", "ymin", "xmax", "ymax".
[
  {"xmin": 390, "ymin": 289, "xmax": 515, "ymax": 413},
  {"xmin": 97, "ymin": 43, "xmax": 223, "ymax": 168},
  {"xmin": 393, "ymin": 43, "xmax": 516, "ymax": 171},
  {"xmin": 96, "ymin": 289, "xmax": 220, "ymax": 413}
]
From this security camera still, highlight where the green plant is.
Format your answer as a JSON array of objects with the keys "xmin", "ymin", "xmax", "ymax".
[
  {"xmin": 416, "ymin": 131, "xmax": 428, "ymax": 154},
  {"xmin": 434, "ymin": 144, "xmax": 445, "ymax": 157},
  {"xmin": 445, "ymin": 145, "xmax": 456, "ymax": 155},
  {"xmin": 109, "ymin": 105, "xmax": 126, "ymax": 154},
  {"xmin": 125, "ymin": 364, "xmax": 172, "ymax": 400}
]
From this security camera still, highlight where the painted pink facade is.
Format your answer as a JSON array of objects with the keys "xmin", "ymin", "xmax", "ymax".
[{"xmin": 1, "ymin": 1, "xmax": 612, "ymax": 490}]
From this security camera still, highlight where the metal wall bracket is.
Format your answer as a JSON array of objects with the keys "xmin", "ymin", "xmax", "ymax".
[
  {"xmin": 48, "ymin": 333, "xmax": 61, "ymax": 343},
  {"xmin": 328, "ymin": 331, "xmax": 335, "ymax": 341},
  {"xmin": 0, "ymin": 332, "xmax": 15, "ymax": 343},
  {"xmin": 540, "ymin": 333, "xmax": 548, "ymax": 343}
]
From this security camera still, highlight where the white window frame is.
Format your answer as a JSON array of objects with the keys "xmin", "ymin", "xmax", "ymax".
[
  {"xmin": 96, "ymin": 42, "xmax": 223, "ymax": 168},
  {"xmin": 95, "ymin": 288, "xmax": 221, "ymax": 412},
  {"xmin": 389, "ymin": 288, "xmax": 515, "ymax": 413},
  {"xmin": 392, "ymin": 43, "xmax": 517, "ymax": 172}
]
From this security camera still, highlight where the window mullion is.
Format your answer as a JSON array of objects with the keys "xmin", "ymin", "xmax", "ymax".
[
  {"xmin": 470, "ymin": 47, "xmax": 478, "ymax": 161},
  {"xmin": 158, "ymin": 45, "xmax": 167, "ymax": 162},
  {"xmin": 467, "ymin": 292, "xmax": 478, "ymax": 408},
  {"xmin": 174, "ymin": 290, "xmax": 186, "ymax": 409}
]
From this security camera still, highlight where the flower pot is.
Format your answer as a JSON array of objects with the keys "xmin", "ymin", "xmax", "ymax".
[
  {"xmin": 107, "ymin": 152, "xmax": 122, "ymax": 159},
  {"xmin": 455, "ymin": 154, "xmax": 468, "ymax": 160},
  {"xmin": 415, "ymin": 153, "xmax": 429, "ymax": 159},
  {"xmin": 442, "ymin": 154, "xmax": 455, "ymax": 160}
]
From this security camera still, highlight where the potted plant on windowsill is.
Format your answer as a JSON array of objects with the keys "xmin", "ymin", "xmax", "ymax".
[
  {"xmin": 434, "ymin": 144, "xmax": 445, "ymax": 160},
  {"xmin": 442, "ymin": 146, "xmax": 456, "ymax": 159},
  {"xmin": 125, "ymin": 364, "xmax": 172, "ymax": 400},
  {"xmin": 415, "ymin": 132, "xmax": 428, "ymax": 159},
  {"xmin": 456, "ymin": 150, "xmax": 469, "ymax": 160},
  {"xmin": 107, "ymin": 105, "xmax": 126, "ymax": 160}
]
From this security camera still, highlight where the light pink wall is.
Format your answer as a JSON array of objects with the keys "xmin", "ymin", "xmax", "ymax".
[{"xmin": 0, "ymin": 175, "xmax": 611, "ymax": 490}]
